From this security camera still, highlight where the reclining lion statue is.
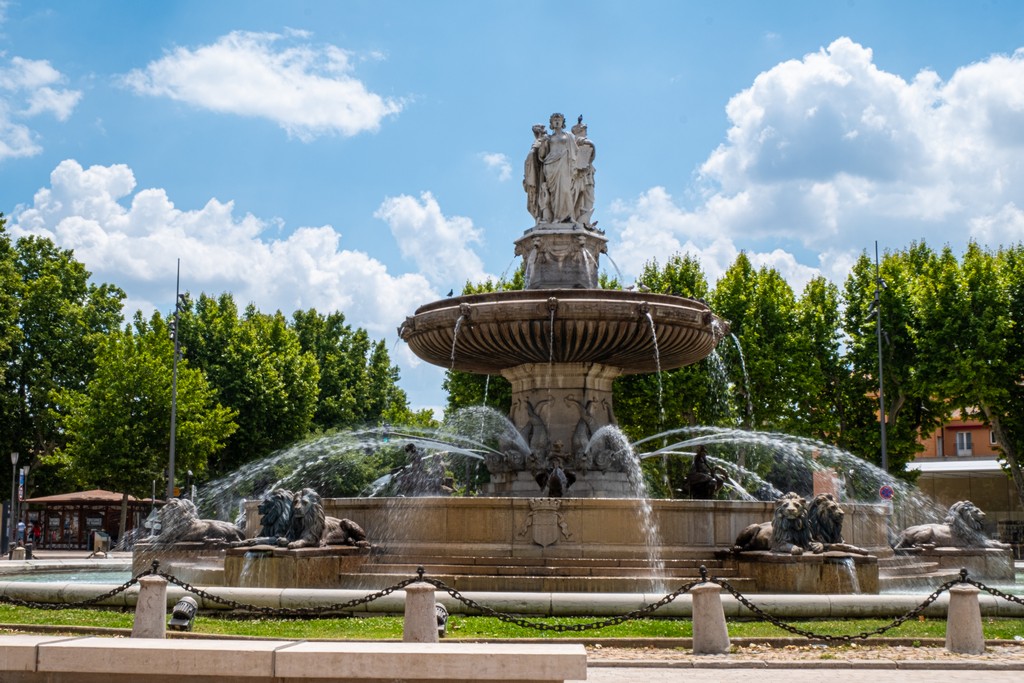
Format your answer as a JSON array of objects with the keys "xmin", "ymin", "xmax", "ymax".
[
  {"xmin": 806, "ymin": 493, "xmax": 869, "ymax": 555},
  {"xmin": 234, "ymin": 488, "xmax": 294, "ymax": 546},
  {"xmin": 281, "ymin": 487, "xmax": 370, "ymax": 549},
  {"xmin": 156, "ymin": 498, "xmax": 245, "ymax": 543},
  {"xmin": 733, "ymin": 492, "xmax": 823, "ymax": 555},
  {"xmin": 894, "ymin": 500, "xmax": 1008, "ymax": 549}
]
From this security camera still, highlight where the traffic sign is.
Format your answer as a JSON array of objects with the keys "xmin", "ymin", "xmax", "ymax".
[{"xmin": 879, "ymin": 484, "xmax": 895, "ymax": 500}]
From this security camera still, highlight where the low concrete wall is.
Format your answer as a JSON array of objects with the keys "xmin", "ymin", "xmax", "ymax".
[
  {"xmin": 2, "ymin": 581, "xmax": 1022, "ymax": 618},
  {"xmin": 0, "ymin": 636, "xmax": 587, "ymax": 683}
]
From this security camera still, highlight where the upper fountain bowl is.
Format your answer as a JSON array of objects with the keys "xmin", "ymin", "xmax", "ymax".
[{"xmin": 398, "ymin": 289, "xmax": 729, "ymax": 375}]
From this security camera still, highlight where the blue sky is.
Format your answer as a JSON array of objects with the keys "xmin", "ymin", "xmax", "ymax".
[{"xmin": 3, "ymin": 1, "xmax": 1024, "ymax": 414}]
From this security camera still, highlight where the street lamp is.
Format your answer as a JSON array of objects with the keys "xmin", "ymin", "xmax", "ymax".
[
  {"xmin": 9, "ymin": 451, "xmax": 18, "ymax": 544},
  {"xmin": 872, "ymin": 242, "xmax": 889, "ymax": 473},
  {"xmin": 167, "ymin": 260, "xmax": 188, "ymax": 500}
]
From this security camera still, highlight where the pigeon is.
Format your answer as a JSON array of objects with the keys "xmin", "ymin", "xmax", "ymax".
[{"xmin": 446, "ymin": 289, "xmax": 454, "ymax": 297}]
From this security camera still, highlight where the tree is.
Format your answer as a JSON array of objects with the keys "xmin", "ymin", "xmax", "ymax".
[
  {"xmin": 709, "ymin": 254, "xmax": 803, "ymax": 431},
  {"xmin": 292, "ymin": 309, "xmax": 417, "ymax": 429},
  {"xmin": 915, "ymin": 243, "xmax": 1024, "ymax": 510},
  {"xmin": 842, "ymin": 245, "xmax": 943, "ymax": 475},
  {"xmin": 177, "ymin": 294, "xmax": 319, "ymax": 476},
  {"xmin": 615, "ymin": 254, "xmax": 725, "ymax": 441},
  {"xmin": 0, "ymin": 223, "xmax": 125, "ymax": 496},
  {"xmin": 49, "ymin": 312, "xmax": 236, "ymax": 537},
  {"xmin": 788, "ymin": 276, "xmax": 846, "ymax": 441}
]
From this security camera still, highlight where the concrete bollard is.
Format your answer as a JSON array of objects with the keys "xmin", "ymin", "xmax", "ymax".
[
  {"xmin": 9, "ymin": 546, "xmax": 25, "ymax": 560},
  {"xmin": 946, "ymin": 583, "xmax": 985, "ymax": 654},
  {"xmin": 131, "ymin": 575, "xmax": 168, "ymax": 639},
  {"xmin": 691, "ymin": 582, "xmax": 730, "ymax": 655},
  {"xmin": 403, "ymin": 582, "xmax": 440, "ymax": 643}
]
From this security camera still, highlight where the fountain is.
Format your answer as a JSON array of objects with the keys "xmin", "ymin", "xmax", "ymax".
[{"xmin": 133, "ymin": 113, "xmax": 1013, "ymax": 595}]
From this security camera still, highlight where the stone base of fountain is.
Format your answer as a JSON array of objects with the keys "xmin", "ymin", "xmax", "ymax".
[
  {"xmin": 223, "ymin": 545, "xmax": 374, "ymax": 588},
  {"xmin": 132, "ymin": 542, "xmax": 232, "ymax": 585},
  {"xmin": 734, "ymin": 551, "xmax": 879, "ymax": 594},
  {"xmin": 881, "ymin": 546, "xmax": 1015, "ymax": 589},
  {"xmin": 225, "ymin": 496, "xmax": 889, "ymax": 594},
  {"xmin": 484, "ymin": 471, "xmax": 635, "ymax": 498}
]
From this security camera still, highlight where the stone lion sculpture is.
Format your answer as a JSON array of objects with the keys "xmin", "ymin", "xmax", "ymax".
[
  {"xmin": 234, "ymin": 488, "xmax": 294, "ymax": 546},
  {"xmin": 281, "ymin": 487, "xmax": 370, "ymax": 550},
  {"xmin": 733, "ymin": 492, "xmax": 823, "ymax": 555},
  {"xmin": 806, "ymin": 493, "xmax": 869, "ymax": 555},
  {"xmin": 157, "ymin": 498, "xmax": 245, "ymax": 544},
  {"xmin": 894, "ymin": 500, "xmax": 1008, "ymax": 549}
]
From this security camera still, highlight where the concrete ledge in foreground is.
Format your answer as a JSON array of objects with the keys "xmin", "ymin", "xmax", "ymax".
[{"xmin": 0, "ymin": 635, "xmax": 587, "ymax": 683}]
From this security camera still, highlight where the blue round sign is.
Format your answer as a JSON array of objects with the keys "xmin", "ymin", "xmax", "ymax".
[{"xmin": 879, "ymin": 484, "xmax": 895, "ymax": 500}]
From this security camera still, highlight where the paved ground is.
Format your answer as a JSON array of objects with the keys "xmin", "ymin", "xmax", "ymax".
[{"xmin": 575, "ymin": 669, "xmax": 1023, "ymax": 682}]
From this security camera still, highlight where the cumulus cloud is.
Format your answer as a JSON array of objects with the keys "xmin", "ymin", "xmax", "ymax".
[
  {"xmin": 374, "ymin": 191, "xmax": 490, "ymax": 288},
  {"xmin": 481, "ymin": 152, "xmax": 512, "ymax": 181},
  {"xmin": 609, "ymin": 38, "xmax": 1024, "ymax": 290},
  {"xmin": 122, "ymin": 30, "xmax": 402, "ymax": 140},
  {"xmin": 0, "ymin": 56, "xmax": 82, "ymax": 160},
  {"xmin": 9, "ymin": 159, "xmax": 433, "ymax": 340}
]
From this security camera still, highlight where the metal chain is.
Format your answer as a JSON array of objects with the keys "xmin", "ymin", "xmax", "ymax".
[
  {"xmin": 711, "ymin": 568, "xmax": 965, "ymax": 643},
  {"xmin": 1, "ymin": 561, "xmax": 1021, "ymax": 642},
  {"xmin": 418, "ymin": 570, "xmax": 701, "ymax": 632}
]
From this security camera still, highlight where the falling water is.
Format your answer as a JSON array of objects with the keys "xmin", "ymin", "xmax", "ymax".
[
  {"xmin": 729, "ymin": 333, "xmax": 754, "ymax": 426},
  {"xmin": 602, "ymin": 252, "xmax": 624, "ymax": 285},
  {"xmin": 451, "ymin": 314, "xmax": 465, "ymax": 370},
  {"xmin": 548, "ymin": 307, "xmax": 556, "ymax": 362},
  {"xmin": 837, "ymin": 556, "xmax": 861, "ymax": 593},
  {"xmin": 496, "ymin": 257, "xmax": 519, "ymax": 288},
  {"xmin": 588, "ymin": 425, "xmax": 667, "ymax": 591},
  {"xmin": 644, "ymin": 312, "xmax": 664, "ymax": 422}
]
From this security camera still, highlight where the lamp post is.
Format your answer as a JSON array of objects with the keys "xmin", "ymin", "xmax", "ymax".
[
  {"xmin": 9, "ymin": 451, "xmax": 18, "ymax": 544},
  {"xmin": 167, "ymin": 260, "xmax": 188, "ymax": 500},
  {"xmin": 873, "ymin": 242, "xmax": 889, "ymax": 473}
]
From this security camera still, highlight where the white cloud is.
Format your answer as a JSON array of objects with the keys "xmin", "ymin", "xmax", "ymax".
[
  {"xmin": 374, "ymin": 191, "xmax": 490, "ymax": 288},
  {"xmin": 481, "ymin": 152, "xmax": 512, "ymax": 181},
  {"xmin": 9, "ymin": 159, "xmax": 433, "ymax": 340},
  {"xmin": 609, "ymin": 37, "xmax": 1024, "ymax": 292},
  {"xmin": 122, "ymin": 30, "xmax": 402, "ymax": 140},
  {"xmin": 0, "ymin": 56, "xmax": 82, "ymax": 160}
]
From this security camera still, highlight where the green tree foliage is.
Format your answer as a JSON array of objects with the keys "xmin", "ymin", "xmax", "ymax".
[
  {"xmin": 788, "ymin": 276, "xmax": 847, "ymax": 441},
  {"xmin": 710, "ymin": 253, "xmax": 803, "ymax": 432},
  {"xmin": 842, "ymin": 245, "xmax": 943, "ymax": 474},
  {"xmin": 0, "ymin": 220, "xmax": 125, "ymax": 496},
  {"xmin": 177, "ymin": 294, "xmax": 320, "ymax": 476},
  {"xmin": 615, "ymin": 254, "xmax": 725, "ymax": 442},
  {"xmin": 912, "ymin": 243, "xmax": 1024, "ymax": 509},
  {"xmin": 48, "ymin": 312, "xmax": 236, "ymax": 495}
]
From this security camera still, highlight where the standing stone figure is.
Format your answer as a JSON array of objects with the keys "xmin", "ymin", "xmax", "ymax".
[
  {"xmin": 535, "ymin": 112, "xmax": 578, "ymax": 223},
  {"xmin": 524, "ymin": 124, "xmax": 548, "ymax": 223},
  {"xmin": 571, "ymin": 116, "xmax": 596, "ymax": 229}
]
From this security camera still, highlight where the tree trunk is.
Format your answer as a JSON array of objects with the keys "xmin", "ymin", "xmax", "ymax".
[{"xmin": 981, "ymin": 403, "xmax": 1024, "ymax": 512}]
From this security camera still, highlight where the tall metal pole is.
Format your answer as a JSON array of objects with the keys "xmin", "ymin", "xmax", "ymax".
[
  {"xmin": 9, "ymin": 451, "xmax": 18, "ymax": 544},
  {"xmin": 874, "ymin": 242, "xmax": 888, "ymax": 472},
  {"xmin": 167, "ymin": 260, "xmax": 181, "ymax": 500}
]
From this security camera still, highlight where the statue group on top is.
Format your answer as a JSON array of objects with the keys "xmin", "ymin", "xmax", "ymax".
[{"xmin": 524, "ymin": 113, "xmax": 598, "ymax": 230}]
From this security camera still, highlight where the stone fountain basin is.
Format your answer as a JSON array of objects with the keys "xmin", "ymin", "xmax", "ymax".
[{"xmin": 399, "ymin": 289, "xmax": 727, "ymax": 374}]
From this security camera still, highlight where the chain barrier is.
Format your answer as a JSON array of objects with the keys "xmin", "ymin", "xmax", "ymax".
[{"xmin": 1, "ymin": 561, "xmax": 1021, "ymax": 640}]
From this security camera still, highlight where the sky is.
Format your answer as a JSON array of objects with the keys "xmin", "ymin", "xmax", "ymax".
[{"xmin": 3, "ymin": 1, "xmax": 1024, "ymax": 415}]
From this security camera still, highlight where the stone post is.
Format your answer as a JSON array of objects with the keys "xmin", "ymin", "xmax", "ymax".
[
  {"xmin": 403, "ymin": 582, "xmax": 439, "ymax": 643},
  {"xmin": 691, "ymin": 582, "xmax": 730, "ymax": 655},
  {"xmin": 131, "ymin": 575, "xmax": 168, "ymax": 639},
  {"xmin": 946, "ymin": 583, "xmax": 985, "ymax": 654}
]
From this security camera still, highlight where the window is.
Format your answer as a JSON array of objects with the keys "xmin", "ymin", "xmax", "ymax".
[
  {"xmin": 956, "ymin": 431, "xmax": 973, "ymax": 456},
  {"xmin": 990, "ymin": 429, "xmax": 997, "ymax": 445}
]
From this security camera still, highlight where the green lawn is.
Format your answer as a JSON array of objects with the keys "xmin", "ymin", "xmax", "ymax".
[{"xmin": 0, "ymin": 604, "xmax": 1021, "ymax": 641}]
